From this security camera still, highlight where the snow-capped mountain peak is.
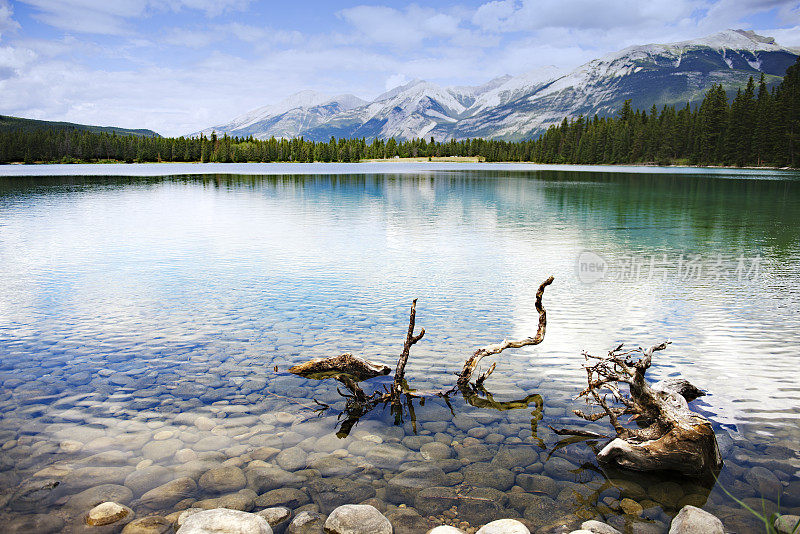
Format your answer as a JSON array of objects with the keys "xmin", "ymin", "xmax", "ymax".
[{"xmin": 192, "ymin": 30, "xmax": 798, "ymax": 142}]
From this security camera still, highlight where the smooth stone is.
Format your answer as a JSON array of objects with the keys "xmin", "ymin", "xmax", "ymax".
[
  {"xmin": 287, "ymin": 511, "xmax": 326, "ymax": 534},
  {"xmin": 385, "ymin": 507, "xmax": 433, "ymax": 534},
  {"xmin": 125, "ymin": 466, "xmax": 174, "ymax": 496},
  {"xmin": 608, "ymin": 479, "xmax": 647, "ymax": 501},
  {"xmin": 420, "ymin": 442, "xmax": 452, "ymax": 461},
  {"xmin": 491, "ymin": 446, "xmax": 538, "ymax": 469},
  {"xmin": 668, "ymin": 505, "xmax": 723, "ymax": 534},
  {"xmin": 648, "ymin": 481, "xmax": 683, "ymax": 508},
  {"xmin": 427, "ymin": 528, "xmax": 465, "ymax": 534},
  {"xmin": 194, "ymin": 417, "xmax": 215, "ymax": 431},
  {"xmin": 195, "ymin": 490, "xmax": 257, "ymax": 512},
  {"xmin": 64, "ymin": 466, "xmax": 136, "ymax": 491},
  {"xmin": 251, "ymin": 447, "xmax": 280, "ymax": 462},
  {"xmin": 8, "ymin": 478, "xmax": 61, "ymax": 512},
  {"xmin": 415, "ymin": 486, "xmax": 460, "ymax": 516},
  {"xmin": 452, "ymin": 415, "xmax": 478, "ymax": 431},
  {"xmin": 246, "ymin": 466, "xmax": 303, "ymax": 493},
  {"xmin": 775, "ymin": 515, "xmax": 800, "ymax": 534},
  {"xmin": 177, "ymin": 509, "xmax": 204, "ymax": 527},
  {"xmin": 276, "ymin": 447, "xmax": 308, "ymax": 471},
  {"xmin": 456, "ymin": 443, "xmax": 493, "ymax": 463},
  {"xmin": 255, "ymin": 488, "xmax": 310, "ymax": 509},
  {"xmin": 256, "ymin": 507, "xmax": 291, "ymax": 534},
  {"xmin": 365, "ymin": 444, "xmax": 413, "ymax": 469},
  {"xmin": 307, "ymin": 477, "xmax": 375, "ymax": 515},
  {"xmin": 522, "ymin": 495, "xmax": 559, "ymax": 525},
  {"xmin": 580, "ymin": 520, "xmax": 622, "ymax": 534},
  {"xmin": 141, "ymin": 477, "xmax": 197, "ymax": 509},
  {"xmin": 456, "ymin": 487, "xmax": 509, "ymax": 526},
  {"xmin": 745, "ymin": 466, "xmax": 782, "ymax": 498},
  {"xmin": 176, "ymin": 508, "xmax": 272, "ymax": 534},
  {"xmin": 324, "ymin": 504, "xmax": 392, "ymax": 534},
  {"xmin": 85, "ymin": 501, "xmax": 134, "ymax": 526},
  {"xmin": 515, "ymin": 474, "xmax": 560, "ymax": 498},
  {"xmin": 475, "ymin": 519, "xmax": 530, "ymax": 534},
  {"xmin": 68, "ymin": 484, "xmax": 134, "ymax": 510},
  {"xmin": 199, "ymin": 466, "xmax": 247, "ymax": 493},
  {"xmin": 307, "ymin": 456, "xmax": 356, "ymax": 477},
  {"xmin": 462, "ymin": 463, "xmax": 515, "ymax": 491},
  {"xmin": 386, "ymin": 465, "xmax": 449, "ymax": 504},
  {"xmin": 6, "ymin": 514, "xmax": 65, "ymax": 533},
  {"xmin": 121, "ymin": 516, "xmax": 173, "ymax": 534},
  {"xmin": 783, "ymin": 481, "xmax": 800, "ymax": 507},
  {"xmin": 543, "ymin": 457, "xmax": 579, "ymax": 480},
  {"xmin": 194, "ymin": 435, "xmax": 233, "ymax": 452},
  {"xmin": 620, "ymin": 498, "xmax": 643, "ymax": 515},
  {"xmin": 142, "ymin": 439, "xmax": 183, "ymax": 461}
]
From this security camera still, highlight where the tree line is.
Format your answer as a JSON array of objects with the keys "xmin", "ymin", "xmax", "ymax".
[{"xmin": 1, "ymin": 57, "xmax": 797, "ymax": 168}]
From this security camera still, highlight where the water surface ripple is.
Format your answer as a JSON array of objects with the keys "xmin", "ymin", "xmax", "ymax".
[{"xmin": 0, "ymin": 167, "xmax": 798, "ymax": 534}]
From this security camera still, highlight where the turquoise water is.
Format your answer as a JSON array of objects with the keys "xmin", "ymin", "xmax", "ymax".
[{"xmin": 0, "ymin": 166, "xmax": 798, "ymax": 533}]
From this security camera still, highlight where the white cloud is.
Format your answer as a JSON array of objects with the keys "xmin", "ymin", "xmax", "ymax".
[
  {"xmin": 0, "ymin": 0, "xmax": 19, "ymax": 41},
  {"xmin": 17, "ymin": 0, "xmax": 254, "ymax": 35},
  {"xmin": 339, "ymin": 5, "xmax": 463, "ymax": 47},
  {"xmin": 471, "ymin": 0, "xmax": 515, "ymax": 32},
  {"xmin": 385, "ymin": 72, "xmax": 409, "ymax": 90}
]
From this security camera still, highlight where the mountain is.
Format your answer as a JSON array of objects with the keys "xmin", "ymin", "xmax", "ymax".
[
  {"xmin": 194, "ymin": 29, "xmax": 799, "ymax": 142},
  {"xmin": 193, "ymin": 91, "xmax": 368, "ymax": 139},
  {"xmin": 0, "ymin": 115, "xmax": 160, "ymax": 137}
]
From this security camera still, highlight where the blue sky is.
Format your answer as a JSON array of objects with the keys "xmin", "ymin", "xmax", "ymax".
[{"xmin": 0, "ymin": 0, "xmax": 798, "ymax": 136}]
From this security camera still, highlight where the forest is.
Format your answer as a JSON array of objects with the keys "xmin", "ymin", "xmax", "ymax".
[{"xmin": 1, "ymin": 57, "xmax": 798, "ymax": 168}]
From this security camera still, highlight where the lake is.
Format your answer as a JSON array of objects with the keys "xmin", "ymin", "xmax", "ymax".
[{"xmin": 0, "ymin": 163, "xmax": 798, "ymax": 533}]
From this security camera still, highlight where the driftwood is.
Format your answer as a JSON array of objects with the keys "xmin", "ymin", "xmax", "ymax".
[
  {"xmin": 391, "ymin": 298, "xmax": 425, "ymax": 403},
  {"xmin": 457, "ymin": 276, "xmax": 553, "ymax": 386},
  {"xmin": 288, "ymin": 353, "xmax": 390, "ymax": 381},
  {"xmin": 565, "ymin": 342, "xmax": 721, "ymax": 476},
  {"xmin": 284, "ymin": 276, "xmax": 555, "ymax": 436}
]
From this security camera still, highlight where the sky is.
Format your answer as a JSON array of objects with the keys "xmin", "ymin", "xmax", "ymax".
[{"xmin": 0, "ymin": 0, "xmax": 798, "ymax": 136}]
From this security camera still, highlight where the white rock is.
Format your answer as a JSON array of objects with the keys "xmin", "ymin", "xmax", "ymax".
[
  {"xmin": 669, "ymin": 506, "xmax": 724, "ymax": 534},
  {"xmin": 85, "ymin": 501, "xmax": 133, "ymax": 526},
  {"xmin": 427, "ymin": 527, "xmax": 466, "ymax": 534},
  {"xmin": 324, "ymin": 504, "xmax": 392, "ymax": 534},
  {"xmin": 176, "ymin": 508, "xmax": 272, "ymax": 534},
  {"xmin": 476, "ymin": 519, "xmax": 530, "ymax": 534}
]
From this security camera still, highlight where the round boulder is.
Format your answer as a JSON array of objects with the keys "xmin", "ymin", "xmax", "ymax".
[
  {"xmin": 85, "ymin": 501, "xmax": 134, "ymax": 526},
  {"xmin": 475, "ymin": 519, "xmax": 530, "ymax": 534},
  {"xmin": 176, "ymin": 508, "xmax": 272, "ymax": 534},
  {"xmin": 324, "ymin": 504, "xmax": 392, "ymax": 534},
  {"xmin": 199, "ymin": 467, "xmax": 247, "ymax": 494}
]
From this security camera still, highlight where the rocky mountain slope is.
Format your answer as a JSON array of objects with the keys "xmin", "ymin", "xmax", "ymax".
[{"xmin": 193, "ymin": 30, "xmax": 799, "ymax": 141}]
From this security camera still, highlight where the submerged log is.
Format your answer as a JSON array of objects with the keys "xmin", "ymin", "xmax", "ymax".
[
  {"xmin": 288, "ymin": 353, "xmax": 390, "ymax": 381},
  {"xmin": 573, "ymin": 342, "xmax": 721, "ymax": 476}
]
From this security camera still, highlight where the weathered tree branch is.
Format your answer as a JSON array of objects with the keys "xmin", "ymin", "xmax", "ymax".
[
  {"xmin": 289, "ymin": 353, "xmax": 390, "ymax": 381},
  {"xmin": 457, "ymin": 275, "xmax": 554, "ymax": 386},
  {"xmin": 392, "ymin": 299, "xmax": 425, "ymax": 402},
  {"xmin": 574, "ymin": 342, "xmax": 721, "ymax": 476}
]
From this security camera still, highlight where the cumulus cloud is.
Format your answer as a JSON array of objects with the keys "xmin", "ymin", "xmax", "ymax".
[
  {"xmin": 0, "ymin": 1, "xmax": 19, "ymax": 41},
  {"xmin": 339, "ymin": 4, "xmax": 463, "ymax": 47},
  {"xmin": 0, "ymin": 0, "xmax": 798, "ymax": 137},
  {"xmin": 18, "ymin": 0, "xmax": 254, "ymax": 35}
]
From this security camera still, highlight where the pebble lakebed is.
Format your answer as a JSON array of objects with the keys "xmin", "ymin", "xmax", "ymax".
[{"xmin": 0, "ymin": 350, "xmax": 798, "ymax": 534}]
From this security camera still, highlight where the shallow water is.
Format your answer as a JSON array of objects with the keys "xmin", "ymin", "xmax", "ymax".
[{"xmin": 0, "ymin": 167, "xmax": 798, "ymax": 533}]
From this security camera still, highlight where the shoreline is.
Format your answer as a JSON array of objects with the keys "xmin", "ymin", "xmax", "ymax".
[
  {"xmin": 1, "ymin": 159, "xmax": 795, "ymax": 172},
  {"xmin": 0, "ymin": 161, "xmax": 798, "ymax": 178}
]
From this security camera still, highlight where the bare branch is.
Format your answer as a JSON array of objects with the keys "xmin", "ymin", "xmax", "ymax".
[
  {"xmin": 392, "ymin": 299, "xmax": 425, "ymax": 401},
  {"xmin": 458, "ymin": 275, "xmax": 554, "ymax": 386}
]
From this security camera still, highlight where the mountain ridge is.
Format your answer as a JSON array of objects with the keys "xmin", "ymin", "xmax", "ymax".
[
  {"xmin": 192, "ymin": 29, "xmax": 799, "ymax": 142},
  {"xmin": 0, "ymin": 115, "xmax": 160, "ymax": 137}
]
